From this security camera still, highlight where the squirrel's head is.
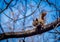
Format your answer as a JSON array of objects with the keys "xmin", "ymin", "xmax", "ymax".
[{"xmin": 33, "ymin": 18, "xmax": 38, "ymax": 26}]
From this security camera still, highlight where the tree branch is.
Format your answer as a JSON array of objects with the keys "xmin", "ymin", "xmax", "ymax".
[
  {"xmin": 0, "ymin": 18, "xmax": 60, "ymax": 40},
  {"xmin": 0, "ymin": 24, "xmax": 4, "ymax": 33},
  {"xmin": 0, "ymin": 0, "xmax": 13, "ymax": 14}
]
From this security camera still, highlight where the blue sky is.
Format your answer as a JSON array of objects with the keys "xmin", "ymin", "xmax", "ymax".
[{"xmin": 0, "ymin": 0, "xmax": 60, "ymax": 42}]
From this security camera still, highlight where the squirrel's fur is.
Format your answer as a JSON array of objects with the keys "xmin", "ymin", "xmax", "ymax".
[{"xmin": 33, "ymin": 12, "xmax": 47, "ymax": 27}]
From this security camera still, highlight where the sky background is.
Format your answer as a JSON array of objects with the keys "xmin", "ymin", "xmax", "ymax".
[{"xmin": 0, "ymin": 0, "xmax": 60, "ymax": 42}]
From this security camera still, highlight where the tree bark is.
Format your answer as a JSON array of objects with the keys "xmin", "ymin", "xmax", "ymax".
[{"xmin": 0, "ymin": 18, "xmax": 60, "ymax": 40}]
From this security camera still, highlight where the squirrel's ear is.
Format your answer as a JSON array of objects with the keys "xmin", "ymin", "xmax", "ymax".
[{"xmin": 36, "ymin": 18, "xmax": 38, "ymax": 21}]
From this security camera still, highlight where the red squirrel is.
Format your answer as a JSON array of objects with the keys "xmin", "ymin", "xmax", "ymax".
[{"xmin": 33, "ymin": 12, "xmax": 47, "ymax": 27}]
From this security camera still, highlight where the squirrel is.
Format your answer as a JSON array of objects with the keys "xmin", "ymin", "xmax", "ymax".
[{"xmin": 33, "ymin": 12, "xmax": 47, "ymax": 27}]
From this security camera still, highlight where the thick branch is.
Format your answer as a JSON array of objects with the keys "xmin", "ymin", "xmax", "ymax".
[{"xmin": 0, "ymin": 18, "xmax": 60, "ymax": 40}]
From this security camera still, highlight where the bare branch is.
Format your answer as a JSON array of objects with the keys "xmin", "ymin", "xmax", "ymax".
[
  {"xmin": 49, "ymin": 32, "xmax": 60, "ymax": 34},
  {"xmin": 16, "ymin": 0, "xmax": 41, "ymax": 21},
  {"xmin": 0, "ymin": 0, "xmax": 13, "ymax": 14},
  {"xmin": 0, "ymin": 18, "xmax": 60, "ymax": 40},
  {"xmin": 0, "ymin": 24, "xmax": 4, "ymax": 33}
]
